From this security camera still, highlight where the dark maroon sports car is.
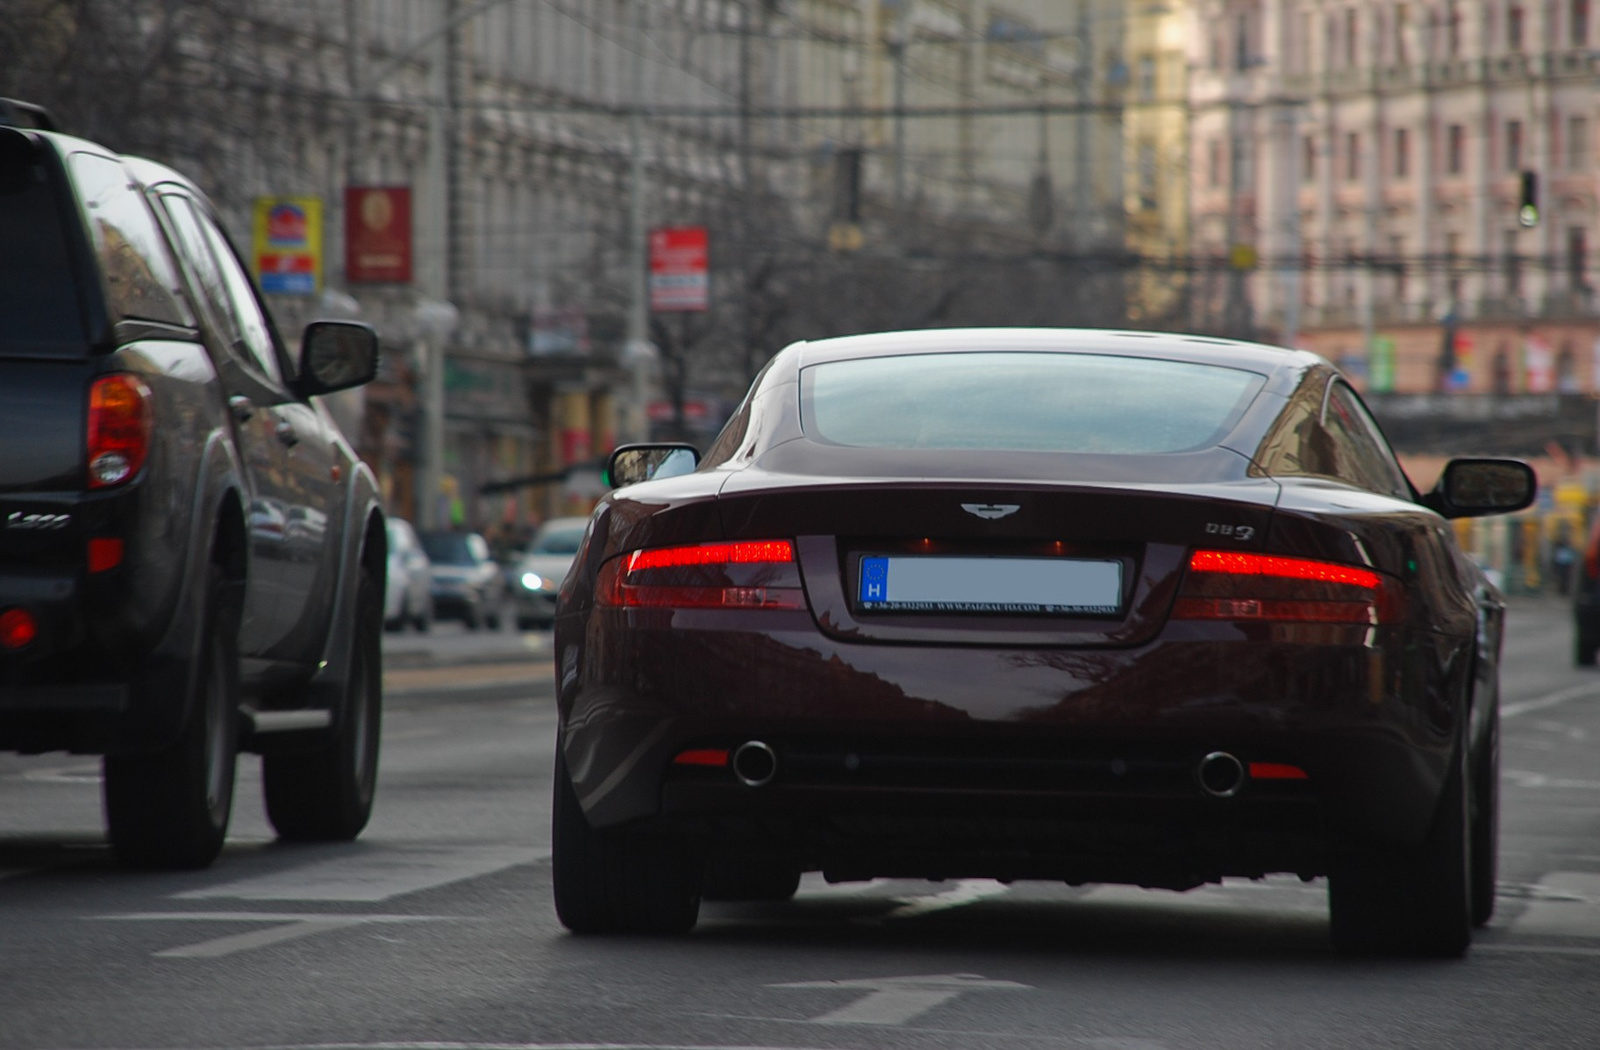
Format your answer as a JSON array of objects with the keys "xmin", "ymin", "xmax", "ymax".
[{"xmin": 550, "ymin": 328, "xmax": 1535, "ymax": 956}]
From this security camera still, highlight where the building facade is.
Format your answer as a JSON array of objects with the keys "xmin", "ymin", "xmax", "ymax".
[{"xmin": 1188, "ymin": 0, "xmax": 1600, "ymax": 398}]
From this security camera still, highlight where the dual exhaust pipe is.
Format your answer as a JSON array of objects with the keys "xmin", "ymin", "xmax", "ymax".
[
  {"xmin": 728, "ymin": 741, "xmax": 1250, "ymax": 798},
  {"xmin": 1195, "ymin": 750, "xmax": 1246, "ymax": 798}
]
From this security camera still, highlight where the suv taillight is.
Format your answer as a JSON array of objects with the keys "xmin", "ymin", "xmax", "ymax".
[
  {"xmin": 86, "ymin": 375, "xmax": 152, "ymax": 489},
  {"xmin": 1172, "ymin": 549, "xmax": 1404, "ymax": 625}
]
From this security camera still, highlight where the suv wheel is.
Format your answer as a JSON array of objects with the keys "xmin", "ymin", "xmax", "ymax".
[
  {"xmin": 262, "ymin": 567, "xmax": 382, "ymax": 840},
  {"xmin": 104, "ymin": 564, "xmax": 239, "ymax": 869}
]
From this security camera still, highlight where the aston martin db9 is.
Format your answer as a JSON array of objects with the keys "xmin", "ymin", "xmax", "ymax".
[{"xmin": 550, "ymin": 328, "xmax": 1535, "ymax": 957}]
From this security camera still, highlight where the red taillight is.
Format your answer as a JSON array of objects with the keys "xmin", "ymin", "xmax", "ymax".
[
  {"xmin": 87, "ymin": 537, "xmax": 125, "ymax": 573},
  {"xmin": 598, "ymin": 540, "xmax": 806, "ymax": 610},
  {"xmin": 1173, "ymin": 549, "xmax": 1402, "ymax": 625},
  {"xmin": 673, "ymin": 748, "xmax": 731, "ymax": 767},
  {"xmin": 0, "ymin": 608, "xmax": 38, "ymax": 650},
  {"xmin": 87, "ymin": 375, "xmax": 153, "ymax": 489},
  {"xmin": 1249, "ymin": 761, "xmax": 1310, "ymax": 781}
]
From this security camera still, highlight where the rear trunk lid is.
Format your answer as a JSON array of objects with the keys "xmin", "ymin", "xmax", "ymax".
[{"xmin": 717, "ymin": 457, "xmax": 1281, "ymax": 648}]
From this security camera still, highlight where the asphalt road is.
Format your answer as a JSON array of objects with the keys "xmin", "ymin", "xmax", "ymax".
[{"xmin": 3, "ymin": 600, "xmax": 1599, "ymax": 1050}]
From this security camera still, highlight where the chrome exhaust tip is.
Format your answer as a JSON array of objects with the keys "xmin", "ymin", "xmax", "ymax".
[
  {"xmin": 731, "ymin": 740, "xmax": 778, "ymax": 788},
  {"xmin": 1195, "ymin": 751, "xmax": 1246, "ymax": 798}
]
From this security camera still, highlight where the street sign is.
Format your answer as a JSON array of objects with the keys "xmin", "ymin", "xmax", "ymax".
[{"xmin": 649, "ymin": 226, "xmax": 709, "ymax": 312}]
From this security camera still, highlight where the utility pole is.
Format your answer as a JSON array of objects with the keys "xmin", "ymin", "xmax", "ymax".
[
  {"xmin": 415, "ymin": 0, "xmax": 458, "ymax": 530},
  {"xmin": 623, "ymin": 0, "xmax": 655, "ymax": 443}
]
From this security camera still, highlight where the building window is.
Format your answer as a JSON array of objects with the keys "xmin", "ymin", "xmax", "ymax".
[
  {"xmin": 1209, "ymin": 138, "xmax": 1223, "ymax": 187},
  {"xmin": 1236, "ymin": 13, "xmax": 1252, "ymax": 70},
  {"xmin": 1447, "ymin": 124, "xmax": 1465, "ymax": 175},
  {"xmin": 1346, "ymin": 131, "xmax": 1361, "ymax": 180},
  {"xmin": 1137, "ymin": 55, "xmax": 1156, "ymax": 100},
  {"xmin": 1395, "ymin": 3, "xmax": 1410, "ymax": 62},
  {"xmin": 1233, "ymin": 135, "xmax": 1253, "ymax": 187},
  {"xmin": 1509, "ymin": 4, "xmax": 1525, "ymax": 49},
  {"xmin": 1483, "ymin": 2, "xmax": 1497, "ymax": 51},
  {"xmin": 1505, "ymin": 229, "xmax": 1522, "ymax": 296},
  {"xmin": 1394, "ymin": 127, "xmax": 1410, "ymax": 178},
  {"xmin": 1576, "ymin": 0, "xmax": 1592, "ymax": 45},
  {"xmin": 1569, "ymin": 115, "xmax": 1590, "ymax": 169},
  {"xmin": 1391, "ymin": 234, "xmax": 1408, "ymax": 302},
  {"xmin": 1570, "ymin": 227, "xmax": 1590, "ymax": 290},
  {"xmin": 1137, "ymin": 141, "xmax": 1158, "ymax": 207},
  {"xmin": 1447, "ymin": 2, "xmax": 1463, "ymax": 54},
  {"xmin": 1304, "ymin": 135, "xmax": 1317, "ymax": 182},
  {"xmin": 1446, "ymin": 232, "xmax": 1463, "ymax": 303},
  {"xmin": 1506, "ymin": 120, "xmax": 1523, "ymax": 170},
  {"xmin": 1345, "ymin": 9, "xmax": 1359, "ymax": 66}
]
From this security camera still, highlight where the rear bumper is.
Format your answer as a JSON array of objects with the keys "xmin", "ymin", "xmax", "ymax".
[{"xmin": 559, "ymin": 609, "xmax": 1468, "ymax": 876}]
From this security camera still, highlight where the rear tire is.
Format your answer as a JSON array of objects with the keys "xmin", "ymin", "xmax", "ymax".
[
  {"xmin": 104, "ymin": 564, "xmax": 239, "ymax": 870},
  {"xmin": 1329, "ymin": 735, "xmax": 1473, "ymax": 957},
  {"xmin": 263, "ymin": 567, "xmax": 382, "ymax": 841},
  {"xmin": 551, "ymin": 749, "xmax": 701, "ymax": 934}
]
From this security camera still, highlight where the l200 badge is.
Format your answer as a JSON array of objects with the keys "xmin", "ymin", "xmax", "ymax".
[
  {"xmin": 6, "ymin": 511, "xmax": 71, "ymax": 530},
  {"xmin": 961, "ymin": 503, "xmax": 1021, "ymax": 520}
]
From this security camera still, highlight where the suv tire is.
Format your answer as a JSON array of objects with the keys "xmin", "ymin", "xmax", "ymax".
[
  {"xmin": 104, "ymin": 564, "xmax": 239, "ymax": 870},
  {"xmin": 262, "ymin": 567, "xmax": 382, "ymax": 841}
]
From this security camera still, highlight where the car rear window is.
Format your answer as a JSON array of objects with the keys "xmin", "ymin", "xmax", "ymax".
[
  {"xmin": 68, "ymin": 151, "xmax": 191, "ymax": 329},
  {"xmin": 0, "ymin": 134, "xmax": 89, "ymax": 355},
  {"xmin": 802, "ymin": 352, "xmax": 1267, "ymax": 454},
  {"xmin": 421, "ymin": 532, "xmax": 487, "ymax": 565},
  {"xmin": 531, "ymin": 526, "xmax": 585, "ymax": 555}
]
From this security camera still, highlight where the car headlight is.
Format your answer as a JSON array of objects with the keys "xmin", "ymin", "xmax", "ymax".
[{"xmin": 520, "ymin": 572, "xmax": 548, "ymax": 592}]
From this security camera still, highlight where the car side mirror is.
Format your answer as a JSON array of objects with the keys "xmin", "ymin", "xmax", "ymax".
[
  {"xmin": 1423, "ymin": 458, "xmax": 1537, "ymax": 519},
  {"xmin": 294, "ymin": 320, "xmax": 379, "ymax": 397},
  {"xmin": 606, "ymin": 443, "xmax": 700, "ymax": 488}
]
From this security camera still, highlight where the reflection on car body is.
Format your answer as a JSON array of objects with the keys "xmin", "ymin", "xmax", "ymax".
[{"xmin": 550, "ymin": 327, "xmax": 1535, "ymax": 957}]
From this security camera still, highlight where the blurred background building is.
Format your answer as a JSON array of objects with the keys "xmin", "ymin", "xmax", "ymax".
[{"xmin": 6, "ymin": 0, "xmax": 1600, "ymax": 591}]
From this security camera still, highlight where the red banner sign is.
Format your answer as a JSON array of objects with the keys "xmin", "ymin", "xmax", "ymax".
[
  {"xmin": 649, "ymin": 226, "xmax": 709, "ymax": 312},
  {"xmin": 345, "ymin": 186, "xmax": 413, "ymax": 284}
]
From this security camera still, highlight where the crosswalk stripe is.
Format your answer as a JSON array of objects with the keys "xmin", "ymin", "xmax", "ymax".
[{"xmin": 176, "ymin": 846, "xmax": 546, "ymax": 903}]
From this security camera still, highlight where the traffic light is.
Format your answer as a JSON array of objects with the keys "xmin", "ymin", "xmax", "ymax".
[{"xmin": 1519, "ymin": 170, "xmax": 1540, "ymax": 228}]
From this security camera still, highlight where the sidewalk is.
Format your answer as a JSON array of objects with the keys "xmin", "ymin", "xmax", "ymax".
[{"xmin": 381, "ymin": 626, "xmax": 552, "ymax": 670}]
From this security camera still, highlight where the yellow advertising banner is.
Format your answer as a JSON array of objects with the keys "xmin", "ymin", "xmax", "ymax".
[{"xmin": 252, "ymin": 196, "xmax": 322, "ymax": 295}]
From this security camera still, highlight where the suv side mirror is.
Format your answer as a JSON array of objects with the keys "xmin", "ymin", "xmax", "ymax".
[
  {"xmin": 1422, "ymin": 458, "xmax": 1537, "ymax": 518},
  {"xmin": 606, "ymin": 443, "xmax": 700, "ymax": 488},
  {"xmin": 295, "ymin": 320, "xmax": 379, "ymax": 396}
]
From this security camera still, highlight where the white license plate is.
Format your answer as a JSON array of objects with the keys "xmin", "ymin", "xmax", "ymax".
[{"xmin": 856, "ymin": 555, "xmax": 1122, "ymax": 614}]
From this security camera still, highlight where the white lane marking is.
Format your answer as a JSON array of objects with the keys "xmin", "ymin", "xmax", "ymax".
[
  {"xmin": 1081, "ymin": 879, "xmax": 1326, "ymax": 912},
  {"xmin": 246, "ymin": 1043, "xmax": 838, "ymax": 1050},
  {"xmin": 883, "ymin": 879, "xmax": 1011, "ymax": 919},
  {"xmin": 176, "ymin": 846, "xmax": 544, "ymax": 902},
  {"xmin": 1502, "ymin": 682, "xmax": 1600, "ymax": 720},
  {"xmin": 1504, "ymin": 770, "xmax": 1600, "ymax": 791},
  {"xmin": 18, "ymin": 764, "xmax": 101, "ymax": 784},
  {"xmin": 1478, "ymin": 943, "xmax": 1600, "ymax": 957},
  {"xmin": 92, "ymin": 912, "xmax": 456, "ymax": 959},
  {"xmin": 771, "ymin": 973, "xmax": 1029, "ymax": 1026},
  {"xmin": 1504, "ymin": 872, "xmax": 1600, "ymax": 940},
  {"xmin": 795, "ymin": 874, "xmax": 891, "ymax": 896}
]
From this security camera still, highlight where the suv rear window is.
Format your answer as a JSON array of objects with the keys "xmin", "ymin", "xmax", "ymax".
[
  {"xmin": 0, "ymin": 134, "xmax": 88, "ymax": 355},
  {"xmin": 68, "ymin": 151, "xmax": 190, "ymax": 329},
  {"xmin": 802, "ymin": 352, "xmax": 1266, "ymax": 454}
]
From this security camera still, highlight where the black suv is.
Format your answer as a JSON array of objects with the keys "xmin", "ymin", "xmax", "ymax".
[{"xmin": 0, "ymin": 102, "xmax": 387, "ymax": 868}]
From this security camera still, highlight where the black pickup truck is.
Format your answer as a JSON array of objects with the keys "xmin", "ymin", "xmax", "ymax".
[{"xmin": 0, "ymin": 103, "xmax": 387, "ymax": 868}]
